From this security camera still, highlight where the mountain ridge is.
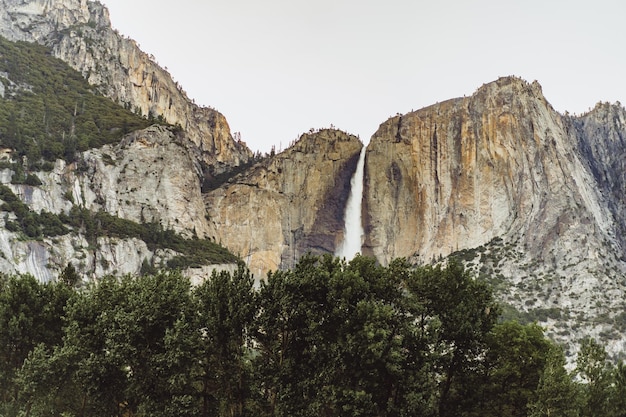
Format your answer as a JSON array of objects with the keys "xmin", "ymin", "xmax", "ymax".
[
  {"xmin": 0, "ymin": 1, "xmax": 625, "ymax": 358},
  {"xmin": 0, "ymin": 0, "xmax": 252, "ymax": 173}
]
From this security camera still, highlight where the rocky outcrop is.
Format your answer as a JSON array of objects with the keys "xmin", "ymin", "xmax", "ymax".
[
  {"xmin": 0, "ymin": 224, "xmax": 232, "ymax": 284},
  {"xmin": 77, "ymin": 125, "xmax": 212, "ymax": 238},
  {"xmin": 0, "ymin": 1, "xmax": 624, "ymax": 355},
  {"xmin": 10, "ymin": 125, "xmax": 210, "ymax": 238},
  {"xmin": 204, "ymin": 129, "xmax": 362, "ymax": 277},
  {"xmin": 0, "ymin": 0, "xmax": 248, "ymax": 283},
  {"xmin": 0, "ymin": 223, "xmax": 148, "ymax": 282},
  {"xmin": 0, "ymin": 0, "xmax": 251, "ymax": 172}
]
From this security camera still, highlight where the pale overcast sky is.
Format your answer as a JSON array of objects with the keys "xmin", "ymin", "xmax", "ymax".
[{"xmin": 100, "ymin": 0, "xmax": 625, "ymax": 153}]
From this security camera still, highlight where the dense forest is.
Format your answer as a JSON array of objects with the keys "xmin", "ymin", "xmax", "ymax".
[{"xmin": 1, "ymin": 255, "xmax": 625, "ymax": 417}]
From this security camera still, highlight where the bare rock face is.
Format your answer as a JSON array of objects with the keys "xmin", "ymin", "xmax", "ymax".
[
  {"xmin": 1, "ymin": 1, "xmax": 624, "ymax": 356},
  {"xmin": 364, "ymin": 77, "xmax": 615, "ymax": 263},
  {"xmin": 13, "ymin": 125, "xmax": 210, "ymax": 238},
  {"xmin": 0, "ymin": 0, "xmax": 93, "ymax": 41},
  {"xmin": 76, "ymin": 125, "xmax": 212, "ymax": 238},
  {"xmin": 204, "ymin": 129, "xmax": 362, "ymax": 277},
  {"xmin": 0, "ymin": 226, "xmax": 232, "ymax": 284},
  {"xmin": 0, "ymin": 0, "xmax": 247, "ymax": 282},
  {"xmin": 0, "ymin": 0, "xmax": 251, "ymax": 172},
  {"xmin": 363, "ymin": 77, "xmax": 626, "ymax": 355},
  {"xmin": 569, "ymin": 102, "xmax": 626, "ymax": 252},
  {"xmin": 0, "ymin": 226, "xmax": 153, "ymax": 282}
]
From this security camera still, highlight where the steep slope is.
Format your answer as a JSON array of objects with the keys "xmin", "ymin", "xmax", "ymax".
[
  {"xmin": 363, "ymin": 77, "xmax": 614, "ymax": 262},
  {"xmin": 0, "ymin": 0, "xmax": 251, "ymax": 172},
  {"xmin": 363, "ymin": 76, "xmax": 626, "ymax": 355},
  {"xmin": 204, "ymin": 129, "xmax": 362, "ymax": 277},
  {"xmin": 0, "ymin": 0, "xmax": 624, "ymax": 356},
  {"xmin": 0, "ymin": 0, "xmax": 254, "ymax": 282},
  {"xmin": 0, "ymin": 27, "xmax": 238, "ymax": 281}
]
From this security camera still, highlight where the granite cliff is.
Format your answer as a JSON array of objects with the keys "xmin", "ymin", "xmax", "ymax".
[
  {"xmin": 569, "ymin": 102, "xmax": 626, "ymax": 249},
  {"xmin": 0, "ymin": 125, "xmax": 236, "ymax": 282},
  {"xmin": 0, "ymin": 0, "xmax": 248, "ymax": 281},
  {"xmin": 204, "ymin": 129, "xmax": 362, "ymax": 276},
  {"xmin": 362, "ymin": 77, "xmax": 626, "ymax": 354},
  {"xmin": 363, "ymin": 77, "xmax": 615, "ymax": 264}
]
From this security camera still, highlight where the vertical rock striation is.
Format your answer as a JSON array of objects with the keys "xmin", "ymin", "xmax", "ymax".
[
  {"xmin": 0, "ymin": 1, "xmax": 624, "ymax": 355},
  {"xmin": 568, "ymin": 102, "xmax": 626, "ymax": 256},
  {"xmin": 363, "ymin": 77, "xmax": 626, "ymax": 355},
  {"xmin": 363, "ymin": 77, "xmax": 615, "ymax": 265}
]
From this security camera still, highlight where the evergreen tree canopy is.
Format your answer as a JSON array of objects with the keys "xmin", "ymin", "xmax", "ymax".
[{"xmin": 0, "ymin": 256, "xmax": 623, "ymax": 417}]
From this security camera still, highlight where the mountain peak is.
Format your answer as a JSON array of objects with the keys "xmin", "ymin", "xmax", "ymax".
[{"xmin": 471, "ymin": 76, "xmax": 548, "ymax": 106}]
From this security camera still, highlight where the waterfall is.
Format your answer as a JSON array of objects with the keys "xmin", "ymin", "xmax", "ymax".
[{"xmin": 335, "ymin": 146, "xmax": 366, "ymax": 260}]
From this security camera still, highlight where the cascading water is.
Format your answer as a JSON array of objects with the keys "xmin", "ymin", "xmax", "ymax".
[{"xmin": 335, "ymin": 145, "xmax": 366, "ymax": 260}]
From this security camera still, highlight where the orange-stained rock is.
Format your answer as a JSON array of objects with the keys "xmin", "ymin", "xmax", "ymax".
[{"xmin": 204, "ymin": 129, "xmax": 362, "ymax": 277}]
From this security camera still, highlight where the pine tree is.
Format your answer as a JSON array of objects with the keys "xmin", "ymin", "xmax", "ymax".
[{"xmin": 528, "ymin": 345, "xmax": 580, "ymax": 417}]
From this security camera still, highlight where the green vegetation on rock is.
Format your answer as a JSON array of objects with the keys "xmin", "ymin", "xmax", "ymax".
[
  {"xmin": 0, "ymin": 36, "xmax": 153, "ymax": 166},
  {"xmin": 62, "ymin": 206, "xmax": 238, "ymax": 268},
  {"xmin": 0, "ymin": 184, "xmax": 237, "ymax": 267},
  {"xmin": 0, "ymin": 184, "xmax": 68, "ymax": 238}
]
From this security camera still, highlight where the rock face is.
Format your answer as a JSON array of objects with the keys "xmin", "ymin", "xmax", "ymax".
[
  {"xmin": 0, "ymin": 0, "xmax": 251, "ymax": 172},
  {"xmin": 204, "ymin": 129, "xmax": 362, "ymax": 277},
  {"xmin": 74, "ymin": 126, "xmax": 209, "ymax": 237},
  {"xmin": 0, "ymin": 0, "xmax": 250, "ymax": 282},
  {"xmin": 364, "ymin": 77, "xmax": 615, "ymax": 263},
  {"xmin": 1, "ymin": 0, "xmax": 625, "ymax": 358},
  {"xmin": 12, "ymin": 126, "xmax": 206, "ymax": 233},
  {"xmin": 0, "ymin": 125, "xmax": 221, "ymax": 281},
  {"xmin": 569, "ymin": 102, "xmax": 626, "ymax": 251},
  {"xmin": 363, "ymin": 77, "xmax": 626, "ymax": 355},
  {"xmin": 74, "ymin": 125, "xmax": 212, "ymax": 238}
]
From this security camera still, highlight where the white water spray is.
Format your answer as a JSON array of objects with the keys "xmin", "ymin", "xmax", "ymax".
[{"xmin": 335, "ymin": 146, "xmax": 366, "ymax": 260}]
